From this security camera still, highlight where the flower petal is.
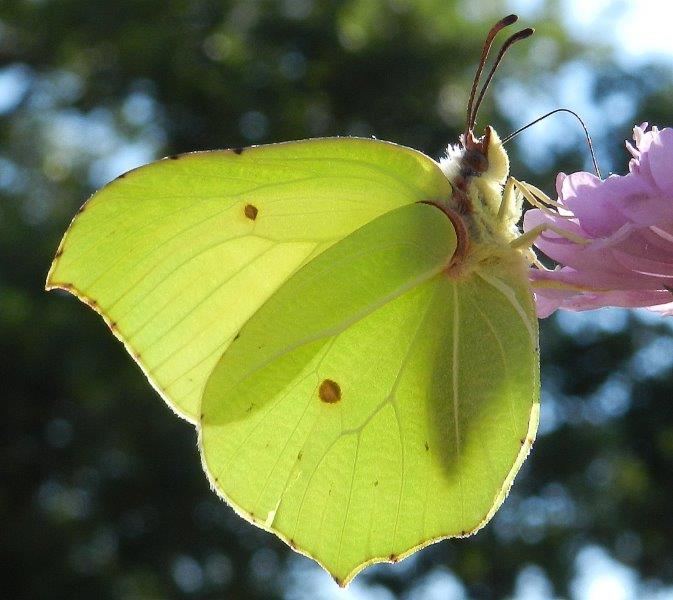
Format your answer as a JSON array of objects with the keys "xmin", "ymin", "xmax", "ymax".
[
  {"xmin": 560, "ymin": 172, "xmax": 631, "ymax": 237},
  {"xmin": 525, "ymin": 124, "xmax": 673, "ymax": 317},
  {"xmin": 611, "ymin": 249, "xmax": 673, "ymax": 278},
  {"xmin": 648, "ymin": 127, "xmax": 673, "ymax": 192}
]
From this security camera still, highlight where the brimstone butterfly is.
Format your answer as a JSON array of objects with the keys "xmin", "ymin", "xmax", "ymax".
[{"xmin": 46, "ymin": 15, "xmax": 539, "ymax": 586}]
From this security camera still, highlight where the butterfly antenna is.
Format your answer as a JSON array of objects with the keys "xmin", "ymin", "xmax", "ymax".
[
  {"xmin": 470, "ymin": 27, "xmax": 535, "ymax": 132},
  {"xmin": 466, "ymin": 14, "xmax": 519, "ymax": 137},
  {"xmin": 502, "ymin": 107, "xmax": 602, "ymax": 178}
]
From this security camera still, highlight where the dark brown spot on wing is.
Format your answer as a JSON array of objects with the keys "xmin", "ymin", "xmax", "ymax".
[
  {"xmin": 232, "ymin": 147, "xmax": 245, "ymax": 155},
  {"xmin": 319, "ymin": 379, "xmax": 341, "ymax": 403},
  {"xmin": 244, "ymin": 204, "xmax": 258, "ymax": 220},
  {"xmin": 168, "ymin": 154, "xmax": 180, "ymax": 160}
]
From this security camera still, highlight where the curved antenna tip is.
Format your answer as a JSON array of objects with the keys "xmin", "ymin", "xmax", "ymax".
[
  {"xmin": 465, "ymin": 14, "xmax": 522, "ymax": 136},
  {"xmin": 470, "ymin": 26, "xmax": 536, "ymax": 130},
  {"xmin": 502, "ymin": 107, "xmax": 602, "ymax": 179}
]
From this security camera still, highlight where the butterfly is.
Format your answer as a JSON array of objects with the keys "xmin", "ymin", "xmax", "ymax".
[{"xmin": 46, "ymin": 14, "xmax": 539, "ymax": 586}]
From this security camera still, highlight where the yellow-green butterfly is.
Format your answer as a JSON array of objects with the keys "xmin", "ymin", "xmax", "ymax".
[{"xmin": 47, "ymin": 15, "xmax": 539, "ymax": 586}]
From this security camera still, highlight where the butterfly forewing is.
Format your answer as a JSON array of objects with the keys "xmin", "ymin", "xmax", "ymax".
[{"xmin": 46, "ymin": 138, "xmax": 452, "ymax": 421}]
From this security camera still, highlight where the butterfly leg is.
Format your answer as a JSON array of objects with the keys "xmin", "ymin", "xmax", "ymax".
[
  {"xmin": 507, "ymin": 177, "xmax": 589, "ymax": 250},
  {"xmin": 510, "ymin": 221, "xmax": 589, "ymax": 250},
  {"xmin": 513, "ymin": 179, "xmax": 567, "ymax": 211},
  {"xmin": 496, "ymin": 176, "xmax": 517, "ymax": 223},
  {"xmin": 511, "ymin": 178, "xmax": 570, "ymax": 216},
  {"xmin": 511, "ymin": 220, "xmax": 589, "ymax": 275}
]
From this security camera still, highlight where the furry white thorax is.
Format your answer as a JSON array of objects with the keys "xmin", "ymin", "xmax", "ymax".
[
  {"xmin": 438, "ymin": 143, "xmax": 464, "ymax": 184},
  {"xmin": 438, "ymin": 127, "xmax": 524, "ymax": 254}
]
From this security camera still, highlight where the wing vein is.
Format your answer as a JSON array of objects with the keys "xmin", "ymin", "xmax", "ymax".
[
  {"xmin": 149, "ymin": 244, "xmax": 317, "ymax": 376},
  {"xmin": 227, "ymin": 259, "xmax": 445, "ymax": 397},
  {"xmin": 475, "ymin": 269, "xmax": 535, "ymax": 340},
  {"xmin": 124, "ymin": 239, "xmax": 275, "ymax": 339},
  {"xmin": 452, "ymin": 283, "xmax": 466, "ymax": 531},
  {"xmin": 336, "ymin": 435, "xmax": 362, "ymax": 571},
  {"xmin": 214, "ymin": 369, "xmax": 318, "ymax": 480},
  {"xmin": 390, "ymin": 281, "xmax": 442, "ymax": 549},
  {"xmin": 452, "ymin": 283, "xmax": 461, "ymax": 455},
  {"xmin": 467, "ymin": 285, "xmax": 517, "ymax": 437}
]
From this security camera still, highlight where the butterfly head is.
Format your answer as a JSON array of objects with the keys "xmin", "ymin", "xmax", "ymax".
[
  {"xmin": 465, "ymin": 126, "xmax": 509, "ymax": 185},
  {"xmin": 439, "ymin": 126, "xmax": 509, "ymax": 200},
  {"xmin": 435, "ymin": 15, "xmax": 533, "ymax": 267}
]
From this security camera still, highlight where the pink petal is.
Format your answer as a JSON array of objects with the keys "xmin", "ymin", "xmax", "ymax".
[
  {"xmin": 555, "ymin": 172, "xmax": 567, "ymax": 197},
  {"xmin": 611, "ymin": 190, "xmax": 673, "ymax": 226},
  {"xmin": 525, "ymin": 124, "xmax": 673, "ymax": 317},
  {"xmin": 648, "ymin": 127, "xmax": 673, "ymax": 192},
  {"xmin": 611, "ymin": 249, "xmax": 673, "ymax": 278},
  {"xmin": 560, "ymin": 173, "xmax": 631, "ymax": 236}
]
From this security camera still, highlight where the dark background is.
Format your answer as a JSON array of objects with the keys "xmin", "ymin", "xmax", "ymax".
[{"xmin": 2, "ymin": 1, "xmax": 673, "ymax": 598}]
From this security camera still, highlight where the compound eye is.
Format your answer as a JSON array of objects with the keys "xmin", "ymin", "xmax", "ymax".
[{"xmin": 464, "ymin": 149, "xmax": 489, "ymax": 174}]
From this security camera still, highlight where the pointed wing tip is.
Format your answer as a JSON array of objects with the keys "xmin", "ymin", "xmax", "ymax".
[
  {"xmin": 45, "ymin": 275, "xmax": 200, "ymax": 426},
  {"xmin": 332, "ymin": 517, "xmax": 501, "ymax": 588},
  {"xmin": 44, "ymin": 277, "xmax": 74, "ymax": 294},
  {"xmin": 45, "ymin": 249, "xmax": 65, "ymax": 291}
]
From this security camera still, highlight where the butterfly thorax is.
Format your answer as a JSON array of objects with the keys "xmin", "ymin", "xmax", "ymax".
[{"xmin": 438, "ymin": 126, "xmax": 527, "ymax": 276}]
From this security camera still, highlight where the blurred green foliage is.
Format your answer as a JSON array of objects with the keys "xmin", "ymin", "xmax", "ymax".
[{"xmin": 2, "ymin": 0, "xmax": 673, "ymax": 598}]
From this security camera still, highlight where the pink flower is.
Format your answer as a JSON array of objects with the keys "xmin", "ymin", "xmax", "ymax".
[{"xmin": 524, "ymin": 123, "xmax": 673, "ymax": 318}]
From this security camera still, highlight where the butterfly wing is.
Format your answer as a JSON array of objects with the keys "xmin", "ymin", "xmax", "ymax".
[
  {"xmin": 46, "ymin": 138, "xmax": 451, "ymax": 421},
  {"xmin": 199, "ymin": 202, "xmax": 539, "ymax": 585}
]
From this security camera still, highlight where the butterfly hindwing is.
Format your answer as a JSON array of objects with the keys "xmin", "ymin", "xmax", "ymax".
[{"xmin": 199, "ymin": 202, "xmax": 539, "ymax": 585}]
